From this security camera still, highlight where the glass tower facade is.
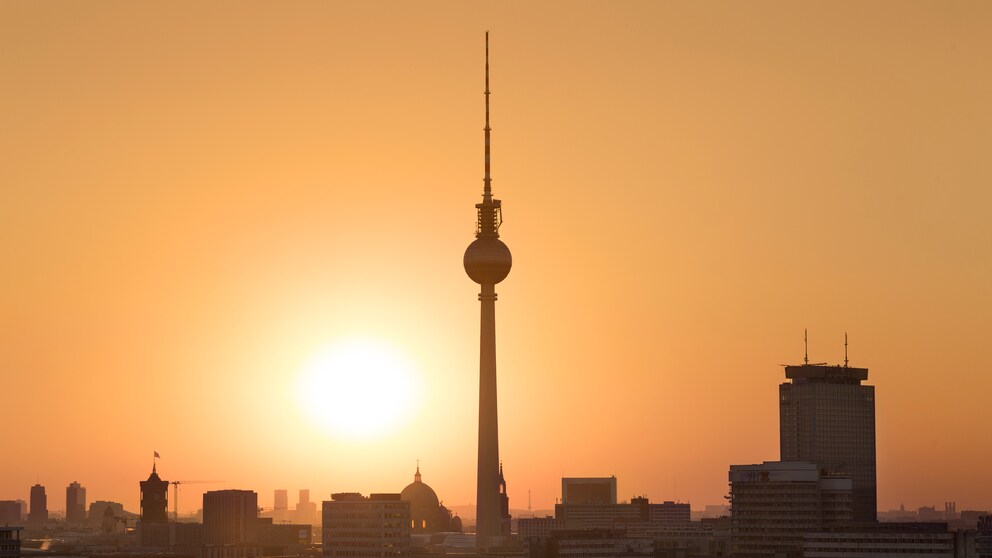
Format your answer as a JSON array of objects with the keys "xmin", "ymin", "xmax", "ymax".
[{"xmin": 779, "ymin": 364, "xmax": 876, "ymax": 523}]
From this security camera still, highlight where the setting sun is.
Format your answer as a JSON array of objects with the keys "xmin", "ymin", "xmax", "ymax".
[{"xmin": 296, "ymin": 338, "xmax": 418, "ymax": 439}]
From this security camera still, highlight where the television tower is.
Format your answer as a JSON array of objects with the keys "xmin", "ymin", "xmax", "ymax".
[{"xmin": 463, "ymin": 32, "xmax": 512, "ymax": 548}]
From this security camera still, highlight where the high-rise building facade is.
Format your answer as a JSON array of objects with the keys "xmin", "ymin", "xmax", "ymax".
[
  {"xmin": 779, "ymin": 363, "xmax": 876, "ymax": 522},
  {"xmin": 463, "ymin": 32, "xmax": 513, "ymax": 549},
  {"xmin": 28, "ymin": 485, "xmax": 47, "ymax": 525},
  {"xmin": 203, "ymin": 490, "xmax": 259, "ymax": 545},
  {"xmin": 729, "ymin": 461, "xmax": 853, "ymax": 556},
  {"xmin": 66, "ymin": 481, "xmax": 86, "ymax": 525},
  {"xmin": 322, "ymin": 493, "xmax": 410, "ymax": 558}
]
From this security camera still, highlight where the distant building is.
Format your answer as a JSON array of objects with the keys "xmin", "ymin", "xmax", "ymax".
[
  {"xmin": 322, "ymin": 492, "xmax": 410, "ymax": 558},
  {"xmin": 66, "ymin": 481, "xmax": 86, "ymax": 525},
  {"xmin": 649, "ymin": 501, "xmax": 691, "ymax": 528},
  {"xmin": 273, "ymin": 490, "xmax": 288, "ymax": 512},
  {"xmin": 528, "ymin": 529, "xmax": 653, "ymax": 558},
  {"xmin": 648, "ymin": 522, "xmax": 732, "ymax": 558},
  {"xmin": 399, "ymin": 466, "xmax": 458, "ymax": 533},
  {"xmin": 139, "ymin": 464, "xmax": 171, "ymax": 547},
  {"xmin": 518, "ymin": 516, "xmax": 562, "ymax": 540},
  {"xmin": 0, "ymin": 502, "xmax": 20, "ymax": 526},
  {"xmin": 28, "ymin": 485, "xmax": 47, "ymax": 525},
  {"xmin": 203, "ymin": 490, "xmax": 259, "ymax": 545},
  {"xmin": 88, "ymin": 501, "xmax": 126, "ymax": 529},
  {"xmin": 296, "ymin": 490, "xmax": 317, "ymax": 527},
  {"xmin": 258, "ymin": 517, "xmax": 312, "ymax": 555},
  {"xmin": 803, "ymin": 523, "xmax": 956, "ymax": 558},
  {"xmin": 171, "ymin": 521, "xmax": 205, "ymax": 548},
  {"xmin": 561, "ymin": 478, "xmax": 617, "ymax": 505},
  {"xmin": 978, "ymin": 515, "xmax": 992, "ymax": 557},
  {"xmin": 553, "ymin": 489, "xmax": 690, "ymax": 534},
  {"xmin": 140, "ymin": 464, "xmax": 169, "ymax": 523},
  {"xmin": 729, "ymin": 461, "xmax": 853, "ymax": 556},
  {"xmin": 0, "ymin": 527, "xmax": 22, "ymax": 558},
  {"xmin": 780, "ymin": 361, "xmax": 876, "ymax": 522}
]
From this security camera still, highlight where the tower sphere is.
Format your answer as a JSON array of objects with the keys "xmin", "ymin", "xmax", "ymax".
[{"xmin": 464, "ymin": 236, "xmax": 512, "ymax": 285}]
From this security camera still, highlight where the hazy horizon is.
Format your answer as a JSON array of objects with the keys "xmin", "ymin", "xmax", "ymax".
[{"xmin": 2, "ymin": 1, "xmax": 991, "ymax": 515}]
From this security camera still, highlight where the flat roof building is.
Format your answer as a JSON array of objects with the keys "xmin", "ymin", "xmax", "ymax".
[
  {"xmin": 780, "ymin": 361, "xmax": 876, "ymax": 523},
  {"xmin": 28, "ymin": 485, "xmax": 47, "ymax": 526},
  {"xmin": 729, "ymin": 461, "xmax": 853, "ymax": 556},
  {"xmin": 322, "ymin": 493, "xmax": 410, "ymax": 558},
  {"xmin": 561, "ymin": 478, "xmax": 617, "ymax": 506},
  {"xmin": 66, "ymin": 481, "xmax": 86, "ymax": 525},
  {"xmin": 203, "ymin": 490, "xmax": 259, "ymax": 545}
]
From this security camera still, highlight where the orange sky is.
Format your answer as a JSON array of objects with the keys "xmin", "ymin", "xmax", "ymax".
[{"xmin": 2, "ymin": 1, "xmax": 991, "ymax": 516}]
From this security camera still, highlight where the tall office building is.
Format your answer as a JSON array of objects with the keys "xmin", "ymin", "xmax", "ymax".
[
  {"xmin": 28, "ymin": 485, "xmax": 47, "ymax": 525},
  {"xmin": 65, "ymin": 481, "xmax": 86, "ymax": 525},
  {"xmin": 779, "ymin": 358, "xmax": 877, "ymax": 523},
  {"xmin": 322, "ymin": 493, "xmax": 410, "ymax": 558},
  {"xmin": 463, "ymin": 32, "xmax": 513, "ymax": 549},
  {"xmin": 203, "ymin": 490, "xmax": 259, "ymax": 545}
]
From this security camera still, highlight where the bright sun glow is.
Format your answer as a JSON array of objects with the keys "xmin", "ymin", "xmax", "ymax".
[{"xmin": 296, "ymin": 338, "xmax": 417, "ymax": 439}]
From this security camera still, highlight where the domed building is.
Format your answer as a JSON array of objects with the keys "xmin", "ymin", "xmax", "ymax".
[{"xmin": 400, "ymin": 465, "xmax": 460, "ymax": 533}]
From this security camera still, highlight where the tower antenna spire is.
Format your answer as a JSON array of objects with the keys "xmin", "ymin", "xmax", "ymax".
[
  {"xmin": 844, "ymin": 332, "xmax": 849, "ymax": 367},
  {"xmin": 804, "ymin": 328, "xmax": 809, "ymax": 365},
  {"xmin": 483, "ymin": 31, "xmax": 492, "ymax": 201}
]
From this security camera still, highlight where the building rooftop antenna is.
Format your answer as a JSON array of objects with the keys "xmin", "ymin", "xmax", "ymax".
[
  {"xmin": 804, "ymin": 328, "xmax": 809, "ymax": 365},
  {"xmin": 844, "ymin": 332, "xmax": 849, "ymax": 367}
]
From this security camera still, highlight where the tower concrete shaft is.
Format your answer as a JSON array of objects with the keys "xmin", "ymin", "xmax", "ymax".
[{"xmin": 476, "ymin": 283, "xmax": 501, "ymax": 547}]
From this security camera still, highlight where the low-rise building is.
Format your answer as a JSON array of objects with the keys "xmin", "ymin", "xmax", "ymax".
[
  {"xmin": 322, "ymin": 493, "xmax": 410, "ymax": 558},
  {"xmin": 729, "ymin": 461, "xmax": 853, "ymax": 557},
  {"xmin": 803, "ymin": 523, "xmax": 955, "ymax": 558},
  {"xmin": 0, "ymin": 527, "xmax": 21, "ymax": 558}
]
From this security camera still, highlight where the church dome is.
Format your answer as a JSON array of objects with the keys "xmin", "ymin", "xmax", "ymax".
[{"xmin": 401, "ymin": 466, "xmax": 446, "ymax": 531}]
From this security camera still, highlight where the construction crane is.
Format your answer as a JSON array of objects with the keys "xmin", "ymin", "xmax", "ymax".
[{"xmin": 170, "ymin": 480, "xmax": 223, "ymax": 521}]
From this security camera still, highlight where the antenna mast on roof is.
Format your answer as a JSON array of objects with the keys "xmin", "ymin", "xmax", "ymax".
[
  {"xmin": 844, "ymin": 332, "xmax": 849, "ymax": 367},
  {"xmin": 804, "ymin": 328, "xmax": 809, "ymax": 365}
]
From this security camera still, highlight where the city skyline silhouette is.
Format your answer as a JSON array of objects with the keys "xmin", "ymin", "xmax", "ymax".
[{"xmin": 2, "ymin": 1, "xmax": 992, "ymax": 523}]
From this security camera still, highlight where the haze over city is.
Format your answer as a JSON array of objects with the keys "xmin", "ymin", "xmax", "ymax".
[{"xmin": 3, "ymin": 0, "xmax": 991, "ymax": 522}]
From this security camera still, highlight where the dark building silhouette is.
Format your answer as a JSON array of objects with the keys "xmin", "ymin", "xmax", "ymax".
[
  {"xmin": 28, "ymin": 485, "xmax": 47, "ymax": 525},
  {"xmin": 561, "ymin": 478, "xmax": 617, "ymax": 506},
  {"xmin": 0, "ymin": 502, "xmax": 20, "ymax": 526},
  {"xmin": 729, "ymin": 461, "xmax": 853, "ymax": 556},
  {"xmin": 463, "ymin": 32, "xmax": 512, "ymax": 549},
  {"xmin": 399, "ymin": 465, "xmax": 458, "ymax": 533},
  {"xmin": 0, "ymin": 527, "xmax": 22, "ymax": 558},
  {"xmin": 203, "ymin": 489, "xmax": 258, "ymax": 545},
  {"xmin": 65, "ymin": 481, "xmax": 86, "ymax": 525},
  {"xmin": 498, "ymin": 463, "xmax": 511, "ymax": 537},
  {"xmin": 322, "ymin": 493, "xmax": 409, "ymax": 558},
  {"xmin": 140, "ymin": 464, "xmax": 169, "ymax": 523},
  {"xmin": 257, "ymin": 517, "xmax": 312, "ymax": 555},
  {"xmin": 780, "ymin": 359, "xmax": 877, "ymax": 523}
]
